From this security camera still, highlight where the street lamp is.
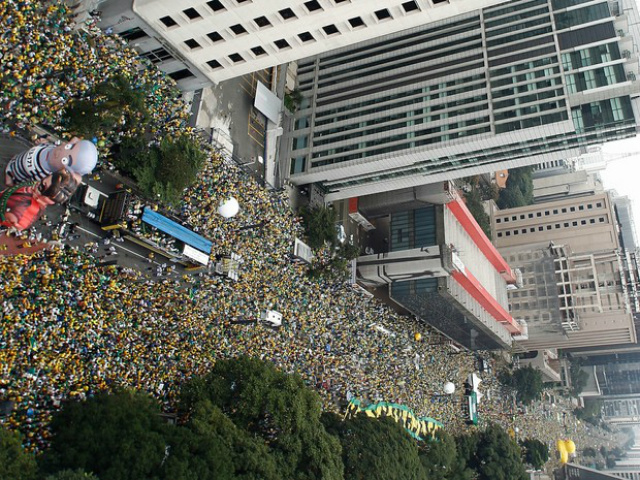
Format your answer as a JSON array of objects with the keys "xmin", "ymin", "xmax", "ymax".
[{"xmin": 218, "ymin": 197, "xmax": 240, "ymax": 219}]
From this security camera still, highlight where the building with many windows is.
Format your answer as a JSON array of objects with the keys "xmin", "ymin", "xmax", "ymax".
[
  {"xmin": 490, "ymin": 191, "xmax": 636, "ymax": 351},
  {"xmin": 99, "ymin": 0, "xmax": 515, "ymax": 87},
  {"xmin": 285, "ymin": 0, "xmax": 640, "ymax": 202}
]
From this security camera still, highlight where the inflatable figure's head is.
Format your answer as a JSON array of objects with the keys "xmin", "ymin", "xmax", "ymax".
[{"xmin": 48, "ymin": 137, "xmax": 98, "ymax": 175}]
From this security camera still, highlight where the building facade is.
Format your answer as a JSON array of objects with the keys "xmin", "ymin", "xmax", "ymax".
[
  {"xmin": 100, "ymin": 0, "xmax": 515, "ymax": 86},
  {"xmin": 490, "ymin": 192, "xmax": 636, "ymax": 351},
  {"xmin": 286, "ymin": 0, "xmax": 640, "ymax": 202},
  {"xmin": 356, "ymin": 188, "xmax": 522, "ymax": 350}
]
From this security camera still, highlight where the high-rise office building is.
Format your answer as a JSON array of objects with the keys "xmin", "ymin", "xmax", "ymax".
[
  {"xmin": 286, "ymin": 0, "xmax": 640, "ymax": 202},
  {"xmin": 490, "ymin": 192, "xmax": 636, "ymax": 350},
  {"xmin": 99, "ymin": 0, "xmax": 515, "ymax": 88}
]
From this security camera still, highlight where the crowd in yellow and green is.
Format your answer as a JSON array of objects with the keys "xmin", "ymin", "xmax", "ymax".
[{"xmin": 0, "ymin": 2, "xmax": 621, "ymax": 478}]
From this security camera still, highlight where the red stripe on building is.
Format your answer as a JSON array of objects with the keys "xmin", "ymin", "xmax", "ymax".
[
  {"xmin": 446, "ymin": 197, "xmax": 516, "ymax": 284},
  {"xmin": 451, "ymin": 269, "xmax": 521, "ymax": 334}
]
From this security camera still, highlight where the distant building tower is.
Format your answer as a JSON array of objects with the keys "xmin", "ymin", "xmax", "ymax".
[{"xmin": 490, "ymin": 191, "xmax": 636, "ymax": 351}]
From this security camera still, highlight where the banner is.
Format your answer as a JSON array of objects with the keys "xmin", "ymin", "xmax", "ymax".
[{"xmin": 345, "ymin": 398, "xmax": 443, "ymax": 440}]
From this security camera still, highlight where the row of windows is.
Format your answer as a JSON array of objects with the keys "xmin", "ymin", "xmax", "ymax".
[
  {"xmin": 496, "ymin": 217, "xmax": 607, "ymax": 237},
  {"xmin": 161, "ymin": 1, "xmax": 422, "ymax": 41},
  {"xmin": 161, "ymin": 0, "xmax": 351, "ymax": 28},
  {"xmin": 310, "ymin": 95, "xmax": 487, "ymax": 140},
  {"xmin": 554, "ymin": 2, "xmax": 611, "ymax": 30},
  {"xmin": 561, "ymin": 42, "xmax": 620, "ymax": 70},
  {"xmin": 565, "ymin": 64, "xmax": 626, "ymax": 94},
  {"xmin": 491, "ymin": 67, "xmax": 560, "ymax": 89},
  {"xmin": 311, "ymin": 35, "xmax": 482, "ymax": 89},
  {"xmin": 495, "ymin": 111, "xmax": 569, "ymax": 133},
  {"xmin": 485, "ymin": 5, "xmax": 549, "ymax": 29},
  {"xmin": 493, "ymin": 88, "xmax": 564, "ymax": 110},
  {"xmin": 484, "ymin": 0, "xmax": 548, "ymax": 19},
  {"xmin": 572, "ymin": 97, "xmax": 635, "ymax": 133},
  {"xmin": 496, "ymin": 202, "xmax": 604, "ymax": 223},
  {"xmin": 310, "ymin": 76, "xmax": 486, "ymax": 124},
  {"xmin": 321, "ymin": 130, "xmax": 581, "ymax": 188},
  {"xmin": 302, "ymin": 10, "xmax": 474, "ymax": 73},
  {"xmin": 494, "ymin": 99, "xmax": 566, "ymax": 121},
  {"xmin": 306, "ymin": 104, "xmax": 489, "ymax": 148},
  {"xmin": 320, "ymin": 106, "xmax": 637, "ymax": 190},
  {"xmin": 310, "ymin": 117, "xmax": 490, "ymax": 159},
  {"xmin": 492, "ymin": 77, "xmax": 563, "ymax": 98},
  {"xmin": 310, "ymin": 125, "xmax": 491, "ymax": 167}
]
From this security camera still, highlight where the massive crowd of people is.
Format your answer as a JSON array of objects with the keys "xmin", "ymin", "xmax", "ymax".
[{"xmin": 0, "ymin": 0, "xmax": 619, "ymax": 461}]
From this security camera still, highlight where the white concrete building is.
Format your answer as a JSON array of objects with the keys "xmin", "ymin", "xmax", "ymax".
[{"xmin": 99, "ymin": 0, "xmax": 518, "ymax": 87}]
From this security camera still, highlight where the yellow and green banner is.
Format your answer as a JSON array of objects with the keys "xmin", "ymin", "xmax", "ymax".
[{"xmin": 345, "ymin": 398, "xmax": 443, "ymax": 440}]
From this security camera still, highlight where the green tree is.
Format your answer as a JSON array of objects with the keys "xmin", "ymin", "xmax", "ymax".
[
  {"xmin": 569, "ymin": 359, "xmax": 589, "ymax": 397},
  {"xmin": 496, "ymin": 167, "xmax": 534, "ymax": 209},
  {"xmin": 463, "ymin": 189, "xmax": 491, "ymax": 237},
  {"xmin": 575, "ymin": 399, "xmax": 603, "ymax": 426},
  {"xmin": 45, "ymin": 469, "xmax": 100, "ymax": 480},
  {"xmin": 520, "ymin": 438, "xmax": 549, "ymax": 470},
  {"xmin": 0, "ymin": 427, "xmax": 38, "ymax": 480},
  {"xmin": 322, "ymin": 412, "xmax": 423, "ymax": 480},
  {"xmin": 344, "ymin": 415, "xmax": 423, "ymax": 480},
  {"xmin": 337, "ymin": 243, "xmax": 361, "ymax": 261},
  {"xmin": 284, "ymin": 89, "xmax": 303, "ymax": 113},
  {"xmin": 472, "ymin": 425, "xmax": 528, "ymax": 480},
  {"xmin": 418, "ymin": 430, "xmax": 461, "ymax": 480},
  {"xmin": 502, "ymin": 365, "xmax": 544, "ymax": 404},
  {"xmin": 299, "ymin": 206, "xmax": 338, "ymax": 249},
  {"xmin": 180, "ymin": 357, "xmax": 344, "ymax": 480},
  {"xmin": 40, "ymin": 390, "xmax": 169, "ymax": 480},
  {"xmin": 166, "ymin": 400, "xmax": 279, "ymax": 480},
  {"xmin": 63, "ymin": 75, "xmax": 149, "ymax": 138},
  {"xmin": 112, "ymin": 135, "xmax": 205, "ymax": 205},
  {"xmin": 582, "ymin": 447, "xmax": 597, "ymax": 457}
]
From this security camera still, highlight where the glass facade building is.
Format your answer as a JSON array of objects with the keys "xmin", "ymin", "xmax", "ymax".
[{"xmin": 286, "ymin": 0, "xmax": 640, "ymax": 202}]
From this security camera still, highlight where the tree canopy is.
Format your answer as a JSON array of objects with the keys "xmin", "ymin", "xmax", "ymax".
[
  {"xmin": 419, "ymin": 430, "xmax": 468, "ymax": 480},
  {"xmin": 112, "ymin": 134, "xmax": 205, "ymax": 205},
  {"xmin": 40, "ymin": 390, "xmax": 169, "ymax": 480},
  {"xmin": 520, "ymin": 438, "xmax": 549, "ymax": 470},
  {"xmin": 63, "ymin": 74, "xmax": 149, "ymax": 138},
  {"xmin": 29, "ymin": 359, "xmax": 533, "ymax": 480},
  {"xmin": 299, "ymin": 206, "xmax": 338, "ymax": 249},
  {"xmin": 322, "ymin": 413, "xmax": 423, "ymax": 480},
  {"xmin": 45, "ymin": 470, "xmax": 100, "ymax": 480},
  {"xmin": 464, "ymin": 188, "xmax": 492, "ymax": 237},
  {"xmin": 0, "ymin": 427, "xmax": 38, "ymax": 480},
  {"xmin": 569, "ymin": 359, "xmax": 589, "ymax": 397},
  {"xmin": 179, "ymin": 357, "xmax": 344, "ymax": 480},
  {"xmin": 496, "ymin": 167, "xmax": 534, "ymax": 209},
  {"xmin": 468, "ymin": 425, "xmax": 529, "ymax": 480},
  {"xmin": 502, "ymin": 365, "xmax": 545, "ymax": 404}
]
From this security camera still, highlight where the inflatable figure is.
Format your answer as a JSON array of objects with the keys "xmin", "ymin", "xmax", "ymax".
[
  {"xmin": 4, "ymin": 137, "xmax": 97, "ymax": 186},
  {"xmin": 0, "ymin": 169, "xmax": 80, "ymax": 231}
]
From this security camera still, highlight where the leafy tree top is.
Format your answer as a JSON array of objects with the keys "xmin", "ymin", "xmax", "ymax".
[
  {"xmin": 0, "ymin": 427, "xmax": 38, "ymax": 480},
  {"xmin": 179, "ymin": 357, "xmax": 343, "ymax": 480},
  {"xmin": 322, "ymin": 413, "xmax": 424, "ymax": 480}
]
